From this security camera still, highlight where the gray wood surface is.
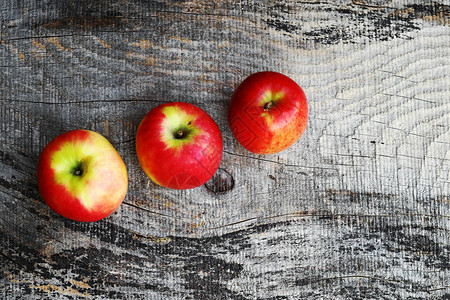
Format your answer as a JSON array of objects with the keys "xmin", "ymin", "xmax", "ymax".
[{"xmin": 1, "ymin": 0, "xmax": 449, "ymax": 299}]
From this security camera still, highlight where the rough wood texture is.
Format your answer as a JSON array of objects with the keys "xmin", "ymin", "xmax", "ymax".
[{"xmin": 1, "ymin": 0, "xmax": 449, "ymax": 299}]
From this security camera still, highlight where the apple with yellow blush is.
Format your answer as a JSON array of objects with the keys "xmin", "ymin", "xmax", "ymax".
[
  {"xmin": 228, "ymin": 71, "xmax": 308, "ymax": 154},
  {"xmin": 37, "ymin": 129, "xmax": 128, "ymax": 222},
  {"xmin": 136, "ymin": 102, "xmax": 223, "ymax": 190}
]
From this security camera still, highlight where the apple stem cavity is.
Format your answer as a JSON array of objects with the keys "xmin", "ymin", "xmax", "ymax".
[
  {"xmin": 264, "ymin": 101, "xmax": 274, "ymax": 111},
  {"xmin": 173, "ymin": 127, "xmax": 191, "ymax": 140},
  {"xmin": 71, "ymin": 162, "xmax": 84, "ymax": 177}
]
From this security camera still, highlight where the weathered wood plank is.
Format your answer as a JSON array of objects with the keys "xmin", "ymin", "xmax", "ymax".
[
  {"xmin": 2, "ymin": 211, "xmax": 450, "ymax": 299},
  {"xmin": 1, "ymin": 0, "xmax": 449, "ymax": 298}
]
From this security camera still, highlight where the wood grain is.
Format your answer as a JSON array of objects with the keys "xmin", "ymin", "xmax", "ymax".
[{"xmin": 1, "ymin": 0, "xmax": 449, "ymax": 298}]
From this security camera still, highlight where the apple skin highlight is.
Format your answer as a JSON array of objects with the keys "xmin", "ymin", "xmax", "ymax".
[
  {"xmin": 228, "ymin": 71, "xmax": 308, "ymax": 154},
  {"xmin": 37, "ymin": 129, "xmax": 128, "ymax": 222},
  {"xmin": 136, "ymin": 102, "xmax": 223, "ymax": 190}
]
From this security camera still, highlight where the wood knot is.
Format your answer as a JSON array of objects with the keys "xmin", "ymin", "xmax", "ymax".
[{"xmin": 204, "ymin": 168, "xmax": 234, "ymax": 194}]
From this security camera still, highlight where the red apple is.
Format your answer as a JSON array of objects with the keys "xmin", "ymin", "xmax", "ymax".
[
  {"xmin": 136, "ymin": 102, "xmax": 223, "ymax": 190},
  {"xmin": 37, "ymin": 129, "xmax": 128, "ymax": 222},
  {"xmin": 228, "ymin": 71, "xmax": 308, "ymax": 154}
]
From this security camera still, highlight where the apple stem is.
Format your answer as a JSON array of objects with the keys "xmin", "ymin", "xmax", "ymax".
[
  {"xmin": 264, "ymin": 101, "xmax": 274, "ymax": 111},
  {"xmin": 71, "ymin": 162, "xmax": 84, "ymax": 177},
  {"xmin": 174, "ymin": 127, "xmax": 192, "ymax": 139}
]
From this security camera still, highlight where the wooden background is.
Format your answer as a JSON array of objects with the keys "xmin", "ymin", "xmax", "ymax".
[{"xmin": 1, "ymin": 0, "xmax": 449, "ymax": 299}]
